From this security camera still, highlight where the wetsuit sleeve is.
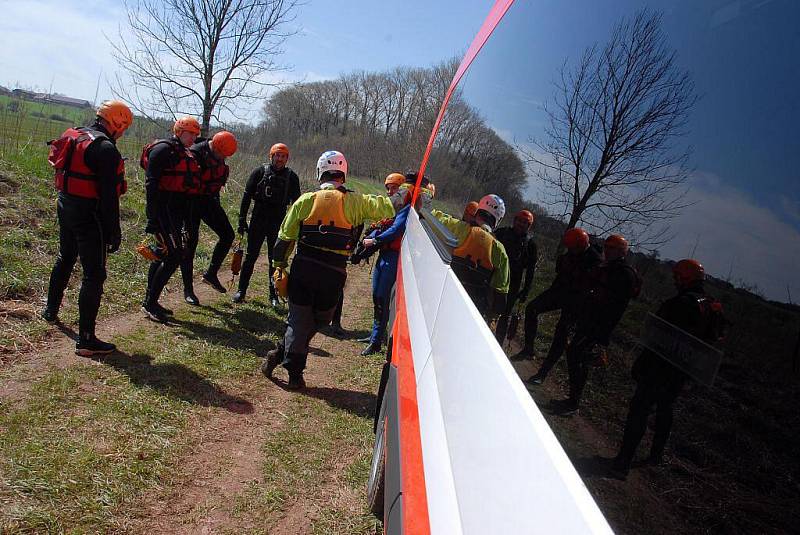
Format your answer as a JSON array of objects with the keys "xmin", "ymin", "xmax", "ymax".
[
  {"xmin": 523, "ymin": 240, "xmax": 538, "ymax": 292},
  {"xmin": 85, "ymin": 139, "xmax": 122, "ymax": 243},
  {"xmin": 239, "ymin": 166, "xmax": 262, "ymax": 225},
  {"xmin": 490, "ymin": 240, "xmax": 510, "ymax": 294},
  {"xmin": 346, "ymin": 194, "xmax": 394, "ymax": 225},
  {"xmin": 288, "ymin": 170, "xmax": 302, "ymax": 204},
  {"xmin": 144, "ymin": 142, "xmax": 175, "ymax": 224},
  {"xmin": 375, "ymin": 205, "xmax": 410, "ymax": 243}
]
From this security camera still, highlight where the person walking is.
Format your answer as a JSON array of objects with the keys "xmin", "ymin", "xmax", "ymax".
[
  {"xmin": 179, "ymin": 131, "xmax": 238, "ymax": 302},
  {"xmin": 549, "ymin": 234, "xmax": 641, "ymax": 415},
  {"xmin": 516, "ymin": 228, "xmax": 602, "ymax": 386},
  {"xmin": 233, "ymin": 143, "xmax": 301, "ymax": 306},
  {"xmin": 262, "ymin": 150, "xmax": 396, "ymax": 389},
  {"xmin": 42, "ymin": 100, "xmax": 133, "ymax": 355}
]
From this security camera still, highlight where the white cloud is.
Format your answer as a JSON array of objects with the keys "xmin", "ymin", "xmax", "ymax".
[{"xmin": 659, "ymin": 171, "xmax": 800, "ymax": 302}]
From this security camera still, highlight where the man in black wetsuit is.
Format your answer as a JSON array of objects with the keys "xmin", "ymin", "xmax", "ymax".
[
  {"xmin": 42, "ymin": 100, "xmax": 133, "ymax": 356},
  {"xmin": 494, "ymin": 209, "xmax": 538, "ymax": 345},
  {"xmin": 233, "ymin": 142, "xmax": 301, "ymax": 306}
]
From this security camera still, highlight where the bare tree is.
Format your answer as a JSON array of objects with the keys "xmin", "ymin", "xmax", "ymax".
[
  {"xmin": 109, "ymin": 0, "xmax": 298, "ymax": 135},
  {"xmin": 522, "ymin": 10, "xmax": 696, "ymax": 248}
]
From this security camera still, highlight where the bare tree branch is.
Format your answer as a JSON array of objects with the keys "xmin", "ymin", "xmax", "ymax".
[
  {"xmin": 108, "ymin": 0, "xmax": 299, "ymax": 135},
  {"xmin": 520, "ymin": 10, "xmax": 696, "ymax": 250}
]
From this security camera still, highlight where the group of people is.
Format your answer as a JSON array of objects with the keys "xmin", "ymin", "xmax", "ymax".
[{"xmin": 41, "ymin": 100, "xmax": 724, "ymax": 480}]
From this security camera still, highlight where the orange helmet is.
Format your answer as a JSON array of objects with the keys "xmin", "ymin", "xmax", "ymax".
[
  {"xmin": 604, "ymin": 234, "xmax": 628, "ymax": 253},
  {"xmin": 211, "ymin": 131, "xmax": 237, "ymax": 157},
  {"xmin": 673, "ymin": 259, "xmax": 704, "ymax": 287},
  {"xmin": 463, "ymin": 201, "xmax": 479, "ymax": 218},
  {"xmin": 384, "ymin": 172, "xmax": 404, "ymax": 187},
  {"xmin": 269, "ymin": 142, "xmax": 289, "ymax": 158},
  {"xmin": 96, "ymin": 100, "xmax": 133, "ymax": 134},
  {"xmin": 515, "ymin": 210, "xmax": 535, "ymax": 225},
  {"xmin": 173, "ymin": 116, "xmax": 201, "ymax": 136},
  {"xmin": 563, "ymin": 227, "xmax": 590, "ymax": 252}
]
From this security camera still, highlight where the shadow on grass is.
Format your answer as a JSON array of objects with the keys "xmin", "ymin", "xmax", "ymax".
[
  {"xmin": 172, "ymin": 304, "xmax": 285, "ymax": 357},
  {"xmin": 303, "ymin": 385, "xmax": 377, "ymax": 419},
  {"xmin": 95, "ymin": 350, "xmax": 254, "ymax": 414}
]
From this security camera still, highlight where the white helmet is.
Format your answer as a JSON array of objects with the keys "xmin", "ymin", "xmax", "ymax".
[
  {"xmin": 477, "ymin": 194, "xmax": 506, "ymax": 228},
  {"xmin": 316, "ymin": 150, "xmax": 348, "ymax": 181}
]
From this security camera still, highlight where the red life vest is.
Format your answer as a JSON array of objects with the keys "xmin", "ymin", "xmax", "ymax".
[
  {"xmin": 140, "ymin": 139, "xmax": 201, "ymax": 193},
  {"xmin": 195, "ymin": 159, "xmax": 229, "ymax": 195},
  {"xmin": 48, "ymin": 127, "xmax": 126, "ymax": 199}
]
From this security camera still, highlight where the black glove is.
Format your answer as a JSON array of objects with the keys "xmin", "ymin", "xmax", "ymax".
[
  {"xmin": 237, "ymin": 220, "xmax": 248, "ymax": 235},
  {"xmin": 107, "ymin": 232, "xmax": 121, "ymax": 254},
  {"xmin": 145, "ymin": 220, "xmax": 160, "ymax": 234}
]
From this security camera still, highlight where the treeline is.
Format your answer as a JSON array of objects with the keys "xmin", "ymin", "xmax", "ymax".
[{"xmin": 244, "ymin": 59, "xmax": 529, "ymax": 212}]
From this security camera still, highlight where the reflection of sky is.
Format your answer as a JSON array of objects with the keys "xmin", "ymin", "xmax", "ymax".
[
  {"xmin": 1, "ymin": 0, "xmax": 797, "ymax": 300},
  {"xmin": 458, "ymin": 0, "xmax": 799, "ymax": 301}
]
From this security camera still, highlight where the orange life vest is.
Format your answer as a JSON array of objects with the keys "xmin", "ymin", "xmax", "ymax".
[
  {"xmin": 140, "ymin": 139, "xmax": 201, "ymax": 193},
  {"xmin": 299, "ymin": 189, "xmax": 356, "ymax": 253},
  {"xmin": 48, "ymin": 127, "xmax": 126, "ymax": 199}
]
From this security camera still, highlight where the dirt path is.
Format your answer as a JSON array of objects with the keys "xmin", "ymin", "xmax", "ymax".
[{"xmin": 122, "ymin": 262, "xmax": 379, "ymax": 534}]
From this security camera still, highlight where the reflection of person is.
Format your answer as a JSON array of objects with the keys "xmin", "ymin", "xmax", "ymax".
[
  {"xmin": 494, "ymin": 210, "xmax": 538, "ymax": 344},
  {"xmin": 181, "ymin": 131, "xmax": 238, "ymax": 301},
  {"xmin": 233, "ymin": 143, "xmax": 301, "ymax": 306},
  {"xmin": 433, "ymin": 194, "xmax": 510, "ymax": 318},
  {"xmin": 360, "ymin": 174, "xmax": 434, "ymax": 355},
  {"xmin": 42, "ymin": 100, "xmax": 133, "ymax": 356},
  {"xmin": 610, "ymin": 259, "xmax": 724, "ymax": 479},
  {"xmin": 517, "ymin": 228, "xmax": 602, "ymax": 387},
  {"xmin": 262, "ymin": 151, "xmax": 395, "ymax": 389},
  {"xmin": 141, "ymin": 117, "xmax": 202, "ymax": 323},
  {"xmin": 549, "ymin": 235, "xmax": 640, "ymax": 416}
]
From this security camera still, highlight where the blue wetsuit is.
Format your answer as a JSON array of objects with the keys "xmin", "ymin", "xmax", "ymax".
[{"xmin": 369, "ymin": 205, "xmax": 411, "ymax": 345}]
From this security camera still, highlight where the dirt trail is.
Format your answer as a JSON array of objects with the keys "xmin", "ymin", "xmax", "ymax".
[{"xmin": 124, "ymin": 263, "xmax": 378, "ymax": 534}]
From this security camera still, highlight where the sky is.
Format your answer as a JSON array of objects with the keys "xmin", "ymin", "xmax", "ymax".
[{"xmin": 1, "ymin": 0, "xmax": 797, "ymax": 301}]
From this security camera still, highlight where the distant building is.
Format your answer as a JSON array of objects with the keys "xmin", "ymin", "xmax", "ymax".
[
  {"xmin": 11, "ymin": 89, "xmax": 92, "ymax": 108},
  {"xmin": 42, "ymin": 94, "xmax": 92, "ymax": 109}
]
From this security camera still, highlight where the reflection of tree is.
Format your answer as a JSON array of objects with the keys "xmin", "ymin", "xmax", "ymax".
[
  {"xmin": 522, "ymin": 10, "xmax": 696, "ymax": 248},
  {"xmin": 109, "ymin": 0, "xmax": 298, "ymax": 135}
]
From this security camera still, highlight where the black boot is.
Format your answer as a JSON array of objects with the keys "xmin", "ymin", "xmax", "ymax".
[
  {"xmin": 232, "ymin": 290, "xmax": 246, "ymax": 303},
  {"xmin": 361, "ymin": 342, "xmax": 382, "ymax": 356},
  {"xmin": 202, "ymin": 271, "xmax": 227, "ymax": 293},
  {"xmin": 511, "ymin": 346, "xmax": 536, "ymax": 361},
  {"xmin": 184, "ymin": 290, "xmax": 200, "ymax": 306},
  {"xmin": 75, "ymin": 334, "xmax": 117, "ymax": 357},
  {"xmin": 40, "ymin": 307, "xmax": 59, "ymax": 324},
  {"xmin": 287, "ymin": 373, "xmax": 306, "ymax": 390},
  {"xmin": 262, "ymin": 346, "xmax": 284, "ymax": 378},
  {"xmin": 524, "ymin": 370, "xmax": 547, "ymax": 387},
  {"xmin": 142, "ymin": 301, "xmax": 170, "ymax": 323}
]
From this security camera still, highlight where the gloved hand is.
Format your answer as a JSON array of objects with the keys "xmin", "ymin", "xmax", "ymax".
[
  {"xmin": 237, "ymin": 220, "xmax": 248, "ymax": 235},
  {"xmin": 107, "ymin": 232, "xmax": 121, "ymax": 254},
  {"xmin": 145, "ymin": 220, "xmax": 160, "ymax": 234}
]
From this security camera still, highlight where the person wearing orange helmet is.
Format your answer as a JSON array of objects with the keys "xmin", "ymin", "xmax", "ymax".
[
  {"xmin": 358, "ymin": 173, "xmax": 436, "ymax": 355},
  {"xmin": 462, "ymin": 201, "xmax": 479, "ymax": 224},
  {"xmin": 610, "ymin": 258, "xmax": 725, "ymax": 479},
  {"xmin": 178, "ymin": 131, "xmax": 239, "ymax": 297},
  {"xmin": 515, "ymin": 227, "xmax": 602, "ymax": 383},
  {"xmin": 41, "ymin": 100, "xmax": 133, "ymax": 355},
  {"xmin": 548, "ymin": 234, "xmax": 642, "ymax": 416},
  {"xmin": 494, "ymin": 209, "xmax": 539, "ymax": 344},
  {"xmin": 140, "ymin": 116, "xmax": 203, "ymax": 320},
  {"xmin": 233, "ymin": 142, "xmax": 301, "ymax": 306}
]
